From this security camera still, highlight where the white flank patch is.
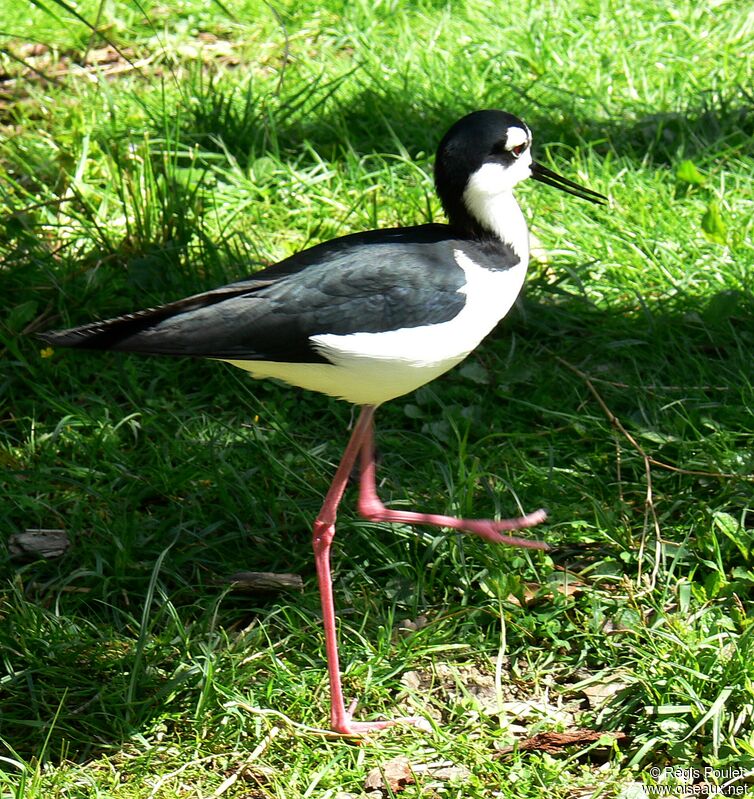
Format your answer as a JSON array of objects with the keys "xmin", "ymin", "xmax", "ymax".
[
  {"xmin": 462, "ymin": 160, "xmax": 532, "ymax": 256},
  {"xmin": 224, "ymin": 248, "xmax": 529, "ymax": 405}
]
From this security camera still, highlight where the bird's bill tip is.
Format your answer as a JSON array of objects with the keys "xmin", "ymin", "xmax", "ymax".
[{"xmin": 530, "ymin": 162, "xmax": 607, "ymax": 204}]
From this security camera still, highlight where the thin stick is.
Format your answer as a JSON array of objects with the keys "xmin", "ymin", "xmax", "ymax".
[{"xmin": 556, "ymin": 357, "xmax": 752, "ymax": 482}]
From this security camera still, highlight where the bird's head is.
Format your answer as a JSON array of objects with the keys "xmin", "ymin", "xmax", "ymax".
[{"xmin": 434, "ymin": 109, "xmax": 606, "ymax": 238}]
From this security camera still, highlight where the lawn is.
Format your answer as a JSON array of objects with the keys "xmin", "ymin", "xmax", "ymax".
[{"xmin": 1, "ymin": 0, "xmax": 753, "ymax": 796}]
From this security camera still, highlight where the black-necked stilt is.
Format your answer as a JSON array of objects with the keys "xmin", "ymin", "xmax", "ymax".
[{"xmin": 40, "ymin": 109, "xmax": 606, "ymax": 736}]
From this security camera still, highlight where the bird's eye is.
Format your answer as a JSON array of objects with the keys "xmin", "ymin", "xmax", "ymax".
[{"xmin": 510, "ymin": 143, "xmax": 527, "ymax": 158}]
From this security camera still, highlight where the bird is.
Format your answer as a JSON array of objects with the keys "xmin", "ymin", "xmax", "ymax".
[{"xmin": 39, "ymin": 109, "xmax": 606, "ymax": 736}]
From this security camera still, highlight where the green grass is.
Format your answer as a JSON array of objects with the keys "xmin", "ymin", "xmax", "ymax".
[{"xmin": 2, "ymin": 0, "xmax": 754, "ymax": 796}]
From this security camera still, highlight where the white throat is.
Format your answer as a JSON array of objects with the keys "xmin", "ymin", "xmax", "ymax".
[{"xmin": 462, "ymin": 159, "xmax": 531, "ymax": 258}]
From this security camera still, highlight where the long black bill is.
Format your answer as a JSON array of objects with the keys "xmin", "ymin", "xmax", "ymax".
[{"xmin": 531, "ymin": 162, "xmax": 607, "ymax": 204}]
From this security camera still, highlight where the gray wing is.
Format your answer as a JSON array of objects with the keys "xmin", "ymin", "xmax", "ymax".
[{"xmin": 40, "ymin": 224, "xmax": 516, "ymax": 364}]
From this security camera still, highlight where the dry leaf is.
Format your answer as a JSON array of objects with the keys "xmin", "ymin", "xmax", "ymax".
[
  {"xmin": 414, "ymin": 760, "xmax": 472, "ymax": 782},
  {"xmin": 225, "ymin": 572, "xmax": 303, "ymax": 592},
  {"xmin": 507, "ymin": 576, "xmax": 586, "ymax": 607},
  {"xmin": 580, "ymin": 678, "xmax": 628, "ymax": 709},
  {"xmin": 364, "ymin": 756, "xmax": 415, "ymax": 794},
  {"xmin": 394, "ymin": 614, "xmax": 429, "ymax": 638}
]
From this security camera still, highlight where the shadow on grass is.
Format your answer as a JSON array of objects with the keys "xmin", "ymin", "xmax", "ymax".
[
  {"xmin": 139, "ymin": 73, "xmax": 754, "ymax": 169},
  {"xmin": 1, "ymin": 274, "xmax": 752, "ymax": 762},
  {"xmin": 2, "ymin": 69, "xmax": 752, "ymax": 765}
]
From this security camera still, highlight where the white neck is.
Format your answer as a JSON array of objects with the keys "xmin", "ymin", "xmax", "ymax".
[{"xmin": 462, "ymin": 162, "xmax": 530, "ymax": 259}]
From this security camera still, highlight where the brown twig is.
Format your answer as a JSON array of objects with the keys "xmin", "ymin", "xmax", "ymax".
[
  {"xmin": 224, "ymin": 571, "xmax": 303, "ymax": 593},
  {"xmin": 495, "ymin": 730, "xmax": 627, "ymax": 757},
  {"xmin": 555, "ymin": 357, "xmax": 751, "ymax": 482},
  {"xmin": 555, "ymin": 356, "xmax": 752, "ymax": 588}
]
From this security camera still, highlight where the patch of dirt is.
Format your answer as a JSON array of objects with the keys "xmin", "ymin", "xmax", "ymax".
[
  {"xmin": 399, "ymin": 660, "xmax": 624, "ymax": 757},
  {"xmin": 0, "ymin": 34, "xmax": 242, "ymax": 114}
]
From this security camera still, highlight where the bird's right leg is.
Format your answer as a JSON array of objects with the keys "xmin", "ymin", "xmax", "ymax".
[{"xmin": 356, "ymin": 412, "xmax": 548, "ymax": 549}]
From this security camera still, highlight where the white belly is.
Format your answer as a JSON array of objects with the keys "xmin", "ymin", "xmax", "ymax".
[
  {"xmin": 224, "ymin": 249, "xmax": 529, "ymax": 405},
  {"xmin": 225, "ymin": 355, "xmax": 467, "ymax": 405}
]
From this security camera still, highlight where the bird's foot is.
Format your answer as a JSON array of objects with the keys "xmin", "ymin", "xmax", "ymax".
[
  {"xmin": 331, "ymin": 699, "xmax": 431, "ymax": 737},
  {"xmin": 358, "ymin": 497, "xmax": 549, "ymax": 550},
  {"xmin": 459, "ymin": 508, "xmax": 549, "ymax": 548}
]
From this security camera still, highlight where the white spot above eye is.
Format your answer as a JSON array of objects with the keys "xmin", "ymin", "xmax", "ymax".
[{"xmin": 505, "ymin": 125, "xmax": 530, "ymax": 150}]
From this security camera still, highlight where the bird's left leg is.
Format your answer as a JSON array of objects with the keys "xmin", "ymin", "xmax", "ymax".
[
  {"xmin": 356, "ymin": 414, "xmax": 548, "ymax": 550},
  {"xmin": 313, "ymin": 405, "xmax": 429, "ymax": 736}
]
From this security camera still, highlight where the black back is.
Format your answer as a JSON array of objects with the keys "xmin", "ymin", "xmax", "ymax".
[{"xmin": 39, "ymin": 224, "xmax": 518, "ymax": 364}]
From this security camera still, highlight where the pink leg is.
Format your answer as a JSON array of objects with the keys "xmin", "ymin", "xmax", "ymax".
[
  {"xmin": 357, "ymin": 413, "xmax": 548, "ymax": 550},
  {"xmin": 313, "ymin": 405, "xmax": 426, "ymax": 736}
]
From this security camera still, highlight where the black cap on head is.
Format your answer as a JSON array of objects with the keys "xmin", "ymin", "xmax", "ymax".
[
  {"xmin": 434, "ymin": 110, "xmax": 531, "ymax": 236},
  {"xmin": 434, "ymin": 111, "xmax": 529, "ymax": 227}
]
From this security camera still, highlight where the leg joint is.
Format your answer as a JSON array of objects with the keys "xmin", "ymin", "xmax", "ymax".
[
  {"xmin": 357, "ymin": 493, "xmax": 387, "ymax": 521},
  {"xmin": 312, "ymin": 518, "xmax": 335, "ymax": 552}
]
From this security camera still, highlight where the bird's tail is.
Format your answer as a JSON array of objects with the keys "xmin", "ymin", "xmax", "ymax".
[
  {"xmin": 38, "ymin": 304, "xmax": 182, "ymax": 351},
  {"xmin": 37, "ymin": 282, "xmax": 259, "ymax": 355}
]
